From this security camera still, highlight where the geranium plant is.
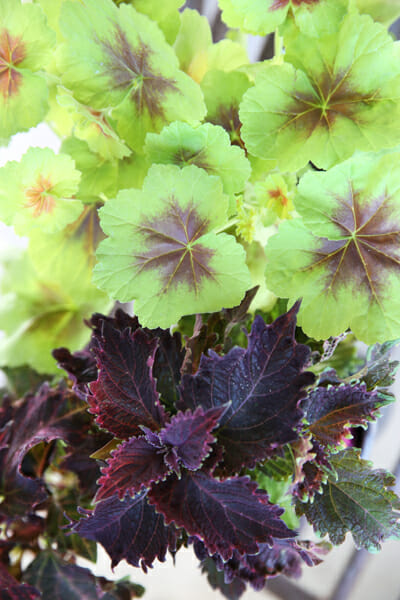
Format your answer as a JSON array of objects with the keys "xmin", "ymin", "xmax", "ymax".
[{"xmin": 1, "ymin": 0, "xmax": 400, "ymax": 598}]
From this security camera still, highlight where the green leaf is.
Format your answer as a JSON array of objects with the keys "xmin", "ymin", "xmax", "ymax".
[
  {"xmin": 297, "ymin": 448, "xmax": 400, "ymax": 551},
  {"xmin": 130, "ymin": 0, "xmax": 184, "ymax": 45},
  {"xmin": 0, "ymin": 0, "xmax": 55, "ymax": 142},
  {"xmin": 356, "ymin": 0, "xmax": 400, "ymax": 26},
  {"xmin": 0, "ymin": 206, "xmax": 111, "ymax": 374},
  {"xmin": 56, "ymin": 88, "xmax": 131, "ymax": 161},
  {"xmin": 93, "ymin": 164, "xmax": 251, "ymax": 328},
  {"xmin": 201, "ymin": 69, "xmax": 252, "ymax": 149},
  {"xmin": 265, "ymin": 150, "xmax": 400, "ymax": 343},
  {"xmin": 219, "ymin": 0, "xmax": 348, "ymax": 36},
  {"xmin": 0, "ymin": 148, "xmax": 83, "ymax": 235},
  {"xmin": 144, "ymin": 122, "xmax": 250, "ymax": 195},
  {"xmin": 58, "ymin": 0, "xmax": 205, "ymax": 151},
  {"xmin": 174, "ymin": 9, "xmax": 248, "ymax": 83},
  {"xmin": 240, "ymin": 14, "xmax": 400, "ymax": 170}
]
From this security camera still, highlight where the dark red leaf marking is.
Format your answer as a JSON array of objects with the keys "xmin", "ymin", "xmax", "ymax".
[
  {"xmin": 284, "ymin": 72, "xmax": 378, "ymax": 134},
  {"xmin": 208, "ymin": 104, "xmax": 246, "ymax": 150},
  {"xmin": 305, "ymin": 187, "xmax": 400, "ymax": 302},
  {"xmin": 134, "ymin": 197, "xmax": 215, "ymax": 294},
  {"xmin": 100, "ymin": 25, "xmax": 178, "ymax": 119},
  {"xmin": 0, "ymin": 29, "xmax": 26, "ymax": 99}
]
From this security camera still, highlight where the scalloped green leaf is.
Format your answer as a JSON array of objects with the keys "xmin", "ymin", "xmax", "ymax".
[
  {"xmin": 240, "ymin": 14, "xmax": 400, "ymax": 171},
  {"xmin": 201, "ymin": 69, "xmax": 252, "ymax": 150},
  {"xmin": 0, "ymin": 148, "xmax": 83, "ymax": 235},
  {"xmin": 265, "ymin": 151, "xmax": 400, "ymax": 344},
  {"xmin": 219, "ymin": 0, "xmax": 348, "ymax": 36},
  {"xmin": 93, "ymin": 164, "xmax": 251, "ymax": 328},
  {"xmin": 297, "ymin": 448, "xmax": 400, "ymax": 551},
  {"xmin": 0, "ymin": 242, "xmax": 110, "ymax": 374},
  {"xmin": 0, "ymin": 0, "xmax": 55, "ymax": 142},
  {"xmin": 58, "ymin": 0, "xmax": 205, "ymax": 151},
  {"xmin": 144, "ymin": 122, "xmax": 250, "ymax": 196},
  {"xmin": 131, "ymin": 0, "xmax": 184, "ymax": 45},
  {"xmin": 174, "ymin": 9, "xmax": 248, "ymax": 83},
  {"xmin": 356, "ymin": 0, "xmax": 400, "ymax": 26}
]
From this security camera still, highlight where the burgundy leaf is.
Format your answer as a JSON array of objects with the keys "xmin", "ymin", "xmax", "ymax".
[
  {"xmin": 304, "ymin": 384, "xmax": 388, "ymax": 447},
  {"xmin": 0, "ymin": 564, "xmax": 40, "ymax": 600},
  {"xmin": 0, "ymin": 384, "xmax": 89, "ymax": 518},
  {"xmin": 152, "ymin": 329, "xmax": 185, "ymax": 409},
  {"xmin": 160, "ymin": 405, "xmax": 227, "ymax": 471},
  {"xmin": 71, "ymin": 492, "xmax": 177, "ymax": 570},
  {"xmin": 23, "ymin": 551, "xmax": 104, "ymax": 600},
  {"xmin": 52, "ymin": 346, "xmax": 98, "ymax": 399},
  {"xmin": 89, "ymin": 320, "xmax": 166, "ymax": 438},
  {"xmin": 293, "ymin": 440, "xmax": 333, "ymax": 501},
  {"xmin": 149, "ymin": 471, "xmax": 293, "ymax": 560},
  {"xmin": 179, "ymin": 303, "xmax": 315, "ymax": 473},
  {"xmin": 96, "ymin": 436, "xmax": 170, "ymax": 502}
]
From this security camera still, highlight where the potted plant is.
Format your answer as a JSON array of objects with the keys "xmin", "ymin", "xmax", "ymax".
[{"xmin": 1, "ymin": 0, "xmax": 400, "ymax": 598}]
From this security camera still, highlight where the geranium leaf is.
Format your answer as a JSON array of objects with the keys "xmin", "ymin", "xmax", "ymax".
[
  {"xmin": 58, "ymin": 0, "xmax": 205, "ymax": 151},
  {"xmin": 23, "ymin": 551, "xmax": 103, "ymax": 600},
  {"xmin": 149, "ymin": 470, "xmax": 293, "ymax": 560},
  {"xmin": 131, "ymin": 0, "xmax": 184, "ymax": 45},
  {"xmin": 297, "ymin": 448, "xmax": 400, "ymax": 550},
  {"xmin": 0, "ymin": 384, "xmax": 89, "ymax": 519},
  {"xmin": 179, "ymin": 304, "xmax": 315, "ymax": 473},
  {"xmin": 94, "ymin": 164, "xmax": 251, "ymax": 328},
  {"xmin": 144, "ymin": 122, "xmax": 250, "ymax": 196},
  {"xmin": 356, "ymin": 0, "xmax": 400, "ymax": 26},
  {"xmin": 265, "ymin": 150, "xmax": 400, "ymax": 343},
  {"xmin": 240, "ymin": 15, "xmax": 400, "ymax": 170},
  {"xmin": 219, "ymin": 0, "xmax": 347, "ymax": 36},
  {"xmin": 0, "ymin": 148, "xmax": 83, "ymax": 235},
  {"xmin": 0, "ymin": 1, "xmax": 55, "ymax": 142},
  {"xmin": 71, "ymin": 492, "xmax": 177, "ymax": 570},
  {"xmin": 303, "ymin": 383, "xmax": 389, "ymax": 448},
  {"xmin": 96, "ymin": 436, "xmax": 170, "ymax": 502},
  {"xmin": 89, "ymin": 317, "xmax": 166, "ymax": 439}
]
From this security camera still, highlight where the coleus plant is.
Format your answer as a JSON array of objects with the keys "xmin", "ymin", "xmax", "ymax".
[{"xmin": 1, "ymin": 0, "xmax": 400, "ymax": 598}]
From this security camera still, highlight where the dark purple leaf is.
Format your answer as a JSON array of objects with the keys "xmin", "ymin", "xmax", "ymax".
[
  {"xmin": 152, "ymin": 329, "xmax": 184, "ymax": 409},
  {"xmin": 149, "ymin": 471, "xmax": 293, "ymax": 560},
  {"xmin": 293, "ymin": 440, "xmax": 332, "ymax": 502},
  {"xmin": 52, "ymin": 346, "xmax": 98, "ymax": 399},
  {"xmin": 179, "ymin": 303, "xmax": 315, "ymax": 473},
  {"xmin": 60, "ymin": 429, "xmax": 113, "ymax": 497},
  {"xmin": 23, "ymin": 551, "xmax": 103, "ymax": 600},
  {"xmin": 71, "ymin": 492, "xmax": 177, "ymax": 570},
  {"xmin": 0, "ymin": 384, "xmax": 89, "ymax": 518},
  {"xmin": 304, "ymin": 383, "xmax": 385, "ymax": 448},
  {"xmin": 96, "ymin": 436, "xmax": 170, "ymax": 502},
  {"xmin": 0, "ymin": 564, "xmax": 40, "ymax": 600},
  {"xmin": 159, "ymin": 405, "xmax": 226, "ymax": 471},
  {"xmin": 89, "ymin": 321, "xmax": 166, "ymax": 438}
]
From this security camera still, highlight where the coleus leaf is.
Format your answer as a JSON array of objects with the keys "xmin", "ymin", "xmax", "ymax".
[
  {"xmin": 89, "ymin": 318, "xmax": 166, "ymax": 439},
  {"xmin": 71, "ymin": 491, "xmax": 177, "ymax": 570},
  {"xmin": 240, "ymin": 15, "xmax": 400, "ymax": 170},
  {"xmin": 149, "ymin": 470, "xmax": 293, "ymax": 560},
  {"xmin": 219, "ymin": 0, "xmax": 348, "ymax": 36},
  {"xmin": 297, "ymin": 448, "xmax": 400, "ymax": 550},
  {"xmin": 265, "ymin": 150, "xmax": 400, "ymax": 343},
  {"xmin": 292, "ymin": 440, "xmax": 333, "ymax": 502},
  {"xmin": 144, "ymin": 122, "xmax": 250, "ymax": 196},
  {"xmin": 0, "ymin": 384, "xmax": 89, "ymax": 518},
  {"xmin": 303, "ymin": 383, "xmax": 388, "ymax": 448},
  {"xmin": 0, "ymin": 148, "xmax": 83, "ymax": 235},
  {"xmin": 194, "ymin": 536, "xmax": 329, "ymax": 600},
  {"xmin": 23, "ymin": 551, "xmax": 104, "ymax": 600},
  {"xmin": 179, "ymin": 303, "xmax": 315, "ymax": 473},
  {"xmin": 0, "ymin": 563, "xmax": 40, "ymax": 600},
  {"xmin": 96, "ymin": 405, "xmax": 225, "ymax": 501},
  {"xmin": 94, "ymin": 164, "xmax": 251, "ymax": 328},
  {"xmin": 0, "ymin": 0, "xmax": 55, "ymax": 142},
  {"xmin": 58, "ymin": 0, "xmax": 205, "ymax": 151}
]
